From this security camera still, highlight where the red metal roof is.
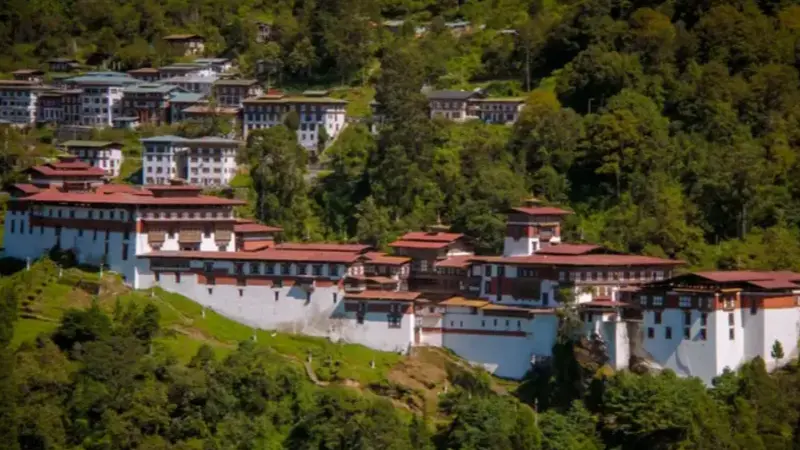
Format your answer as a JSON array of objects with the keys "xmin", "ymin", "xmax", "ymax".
[
  {"xmin": 143, "ymin": 249, "xmax": 361, "ymax": 263},
  {"xmin": 400, "ymin": 231, "xmax": 464, "ymax": 242},
  {"xmin": 747, "ymin": 280, "xmax": 800, "ymax": 290},
  {"xmin": 11, "ymin": 183, "xmax": 42, "ymax": 195},
  {"xmin": 344, "ymin": 290, "xmax": 421, "ymax": 301},
  {"xmin": 510, "ymin": 206, "xmax": 572, "ymax": 216},
  {"xmin": 276, "ymin": 242, "xmax": 372, "ymax": 253},
  {"xmin": 435, "ymin": 255, "xmax": 474, "ymax": 268},
  {"xmin": 234, "ymin": 222, "xmax": 283, "ymax": 233},
  {"xmin": 388, "ymin": 240, "xmax": 450, "ymax": 249},
  {"xmin": 476, "ymin": 254, "xmax": 682, "ymax": 267},
  {"xmin": 241, "ymin": 240, "xmax": 274, "ymax": 252},
  {"xmin": 28, "ymin": 164, "xmax": 107, "ymax": 177},
  {"xmin": 95, "ymin": 184, "xmax": 146, "ymax": 195},
  {"xmin": 536, "ymin": 244, "xmax": 601, "ymax": 255},
  {"xmin": 144, "ymin": 184, "xmax": 203, "ymax": 191},
  {"xmin": 694, "ymin": 271, "xmax": 800, "ymax": 283},
  {"xmin": 20, "ymin": 190, "xmax": 245, "ymax": 206},
  {"xmin": 363, "ymin": 252, "xmax": 410, "ymax": 265}
]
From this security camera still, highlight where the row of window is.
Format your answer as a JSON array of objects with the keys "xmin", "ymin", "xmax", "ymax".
[
  {"xmin": 646, "ymin": 326, "xmax": 714, "ymax": 340},
  {"xmin": 209, "ymin": 261, "xmax": 342, "ymax": 277},
  {"xmin": 37, "ymin": 207, "xmax": 128, "ymax": 221},
  {"xmin": 447, "ymin": 318, "xmax": 524, "ymax": 330}
]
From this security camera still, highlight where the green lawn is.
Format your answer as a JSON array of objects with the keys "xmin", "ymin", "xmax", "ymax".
[{"xmin": 9, "ymin": 261, "xmax": 401, "ymax": 384}]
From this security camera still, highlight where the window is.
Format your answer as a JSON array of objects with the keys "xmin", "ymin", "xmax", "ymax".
[
  {"xmin": 728, "ymin": 313, "xmax": 735, "ymax": 326},
  {"xmin": 250, "ymin": 263, "xmax": 260, "ymax": 275},
  {"xmin": 175, "ymin": 272, "xmax": 181, "ymax": 283},
  {"xmin": 330, "ymin": 265, "xmax": 340, "ymax": 276},
  {"xmin": 239, "ymin": 289, "xmax": 244, "ymax": 297},
  {"xmin": 313, "ymin": 265, "xmax": 322, "ymax": 276},
  {"xmin": 204, "ymin": 262, "xmax": 214, "ymax": 272},
  {"xmin": 684, "ymin": 311, "xmax": 691, "ymax": 325},
  {"xmin": 333, "ymin": 293, "xmax": 338, "ymax": 303},
  {"xmin": 484, "ymin": 280, "xmax": 491, "ymax": 294},
  {"xmin": 729, "ymin": 328, "xmax": 735, "ymax": 340},
  {"xmin": 683, "ymin": 327, "xmax": 690, "ymax": 339},
  {"xmin": 298, "ymin": 264, "xmax": 307, "ymax": 275},
  {"xmin": 639, "ymin": 295, "xmax": 648, "ymax": 306},
  {"xmin": 388, "ymin": 315, "xmax": 401, "ymax": 328},
  {"xmin": 653, "ymin": 296, "xmax": 664, "ymax": 307},
  {"xmin": 700, "ymin": 313, "xmax": 707, "ymax": 326},
  {"xmin": 519, "ymin": 268, "xmax": 536, "ymax": 277},
  {"xmin": 699, "ymin": 328, "xmax": 707, "ymax": 340},
  {"xmin": 122, "ymin": 243, "xmax": 129, "ymax": 261},
  {"xmin": 497, "ymin": 265, "xmax": 505, "ymax": 277},
  {"xmin": 654, "ymin": 311, "xmax": 662, "ymax": 324},
  {"xmin": 280, "ymin": 263, "xmax": 290, "ymax": 275},
  {"xmin": 542, "ymin": 292, "xmax": 550, "ymax": 306},
  {"xmin": 357, "ymin": 314, "xmax": 365, "ymax": 325},
  {"xmin": 154, "ymin": 272, "xmax": 160, "ymax": 282},
  {"xmin": 679, "ymin": 296, "xmax": 691, "ymax": 308},
  {"xmin": 274, "ymin": 291, "xmax": 279, "ymax": 302},
  {"xmin": 647, "ymin": 327, "xmax": 654, "ymax": 339},
  {"xmin": 9, "ymin": 220, "xmax": 14, "ymax": 234},
  {"xmin": 750, "ymin": 298, "xmax": 758, "ymax": 315},
  {"xmin": 265, "ymin": 264, "xmax": 275, "ymax": 275},
  {"xmin": 665, "ymin": 327, "xmax": 672, "ymax": 339}
]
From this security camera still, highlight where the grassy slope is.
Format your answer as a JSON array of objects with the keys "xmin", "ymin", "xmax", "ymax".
[{"xmin": 8, "ymin": 260, "xmax": 511, "ymax": 413}]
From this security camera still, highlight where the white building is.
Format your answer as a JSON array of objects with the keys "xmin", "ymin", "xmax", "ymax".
[
  {"xmin": 141, "ymin": 135, "xmax": 188, "ymax": 185},
  {"xmin": 162, "ymin": 74, "xmax": 219, "ymax": 95},
  {"xmin": 242, "ymin": 91, "xmax": 347, "ymax": 155},
  {"xmin": 185, "ymin": 137, "xmax": 241, "ymax": 187},
  {"xmin": 61, "ymin": 140, "xmax": 124, "ymax": 177},
  {"xmin": 0, "ymin": 80, "xmax": 49, "ymax": 126},
  {"xmin": 193, "ymin": 58, "xmax": 234, "ymax": 74},
  {"xmin": 64, "ymin": 72, "xmax": 142, "ymax": 127},
  {"xmin": 7, "ymin": 185, "xmax": 797, "ymax": 385},
  {"xmin": 212, "ymin": 79, "xmax": 262, "ymax": 107},
  {"xmin": 168, "ymin": 92, "xmax": 206, "ymax": 123},
  {"xmin": 3, "ymin": 184, "xmax": 243, "ymax": 286},
  {"xmin": 142, "ymin": 135, "xmax": 241, "ymax": 187},
  {"xmin": 470, "ymin": 98, "xmax": 525, "ymax": 124},
  {"xmin": 163, "ymin": 34, "xmax": 206, "ymax": 56},
  {"xmin": 424, "ymin": 90, "xmax": 526, "ymax": 124}
]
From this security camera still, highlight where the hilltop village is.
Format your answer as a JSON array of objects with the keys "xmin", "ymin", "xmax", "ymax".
[{"xmin": 3, "ymin": 156, "xmax": 799, "ymax": 384}]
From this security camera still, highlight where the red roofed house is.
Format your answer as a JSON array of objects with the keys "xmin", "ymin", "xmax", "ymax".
[
  {"xmin": 25, "ymin": 156, "xmax": 108, "ymax": 190},
  {"xmin": 10, "ymin": 185, "xmax": 787, "ymax": 384},
  {"xmin": 628, "ymin": 271, "xmax": 800, "ymax": 384},
  {"xmin": 389, "ymin": 227, "xmax": 474, "ymax": 299}
]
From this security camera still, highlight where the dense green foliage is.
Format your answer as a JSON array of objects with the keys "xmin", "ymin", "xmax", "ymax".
[{"xmin": 6, "ymin": 264, "xmax": 800, "ymax": 449}]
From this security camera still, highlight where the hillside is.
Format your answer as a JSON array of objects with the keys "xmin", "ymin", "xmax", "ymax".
[{"xmin": 6, "ymin": 259, "xmax": 509, "ymax": 416}]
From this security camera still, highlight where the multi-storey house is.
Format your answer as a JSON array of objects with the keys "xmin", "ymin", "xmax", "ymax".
[
  {"xmin": 163, "ymin": 34, "xmax": 206, "ymax": 56},
  {"xmin": 633, "ymin": 271, "xmax": 800, "ymax": 384},
  {"xmin": 127, "ymin": 68, "xmax": 160, "ymax": 82},
  {"xmin": 168, "ymin": 92, "xmax": 206, "ymax": 123},
  {"xmin": 470, "ymin": 97, "xmax": 526, "ymax": 124},
  {"xmin": 48, "ymin": 58, "xmax": 80, "ymax": 72},
  {"xmin": 23, "ymin": 156, "xmax": 108, "ymax": 190},
  {"xmin": 161, "ymin": 73, "xmax": 218, "ymax": 95},
  {"xmin": 122, "ymin": 83, "xmax": 180, "ymax": 126},
  {"xmin": 193, "ymin": 58, "xmax": 234, "ymax": 74},
  {"xmin": 234, "ymin": 219, "xmax": 282, "ymax": 251},
  {"xmin": 12, "ymin": 69, "xmax": 44, "ymax": 83},
  {"xmin": 141, "ymin": 135, "xmax": 188, "ymax": 185},
  {"xmin": 158, "ymin": 63, "xmax": 214, "ymax": 79},
  {"xmin": 184, "ymin": 137, "xmax": 241, "ymax": 187},
  {"xmin": 60, "ymin": 89, "xmax": 82, "ymax": 125},
  {"xmin": 64, "ymin": 72, "xmax": 142, "ymax": 127},
  {"xmin": 212, "ymin": 79, "xmax": 262, "ymax": 107},
  {"xmin": 242, "ymin": 91, "xmax": 347, "ymax": 155},
  {"xmin": 3, "ymin": 182, "xmax": 243, "ymax": 286},
  {"xmin": 425, "ymin": 90, "xmax": 479, "ymax": 121},
  {"xmin": 36, "ymin": 91, "xmax": 64, "ymax": 124},
  {"xmin": 0, "ymin": 80, "xmax": 51, "ymax": 126},
  {"xmin": 61, "ymin": 140, "xmax": 124, "ymax": 177}
]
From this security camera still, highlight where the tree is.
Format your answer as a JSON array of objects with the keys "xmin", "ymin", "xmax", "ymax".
[
  {"xmin": 0, "ymin": 285, "xmax": 18, "ymax": 450},
  {"xmin": 771, "ymin": 340, "xmax": 785, "ymax": 364},
  {"xmin": 248, "ymin": 126, "xmax": 316, "ymax": 240}
]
